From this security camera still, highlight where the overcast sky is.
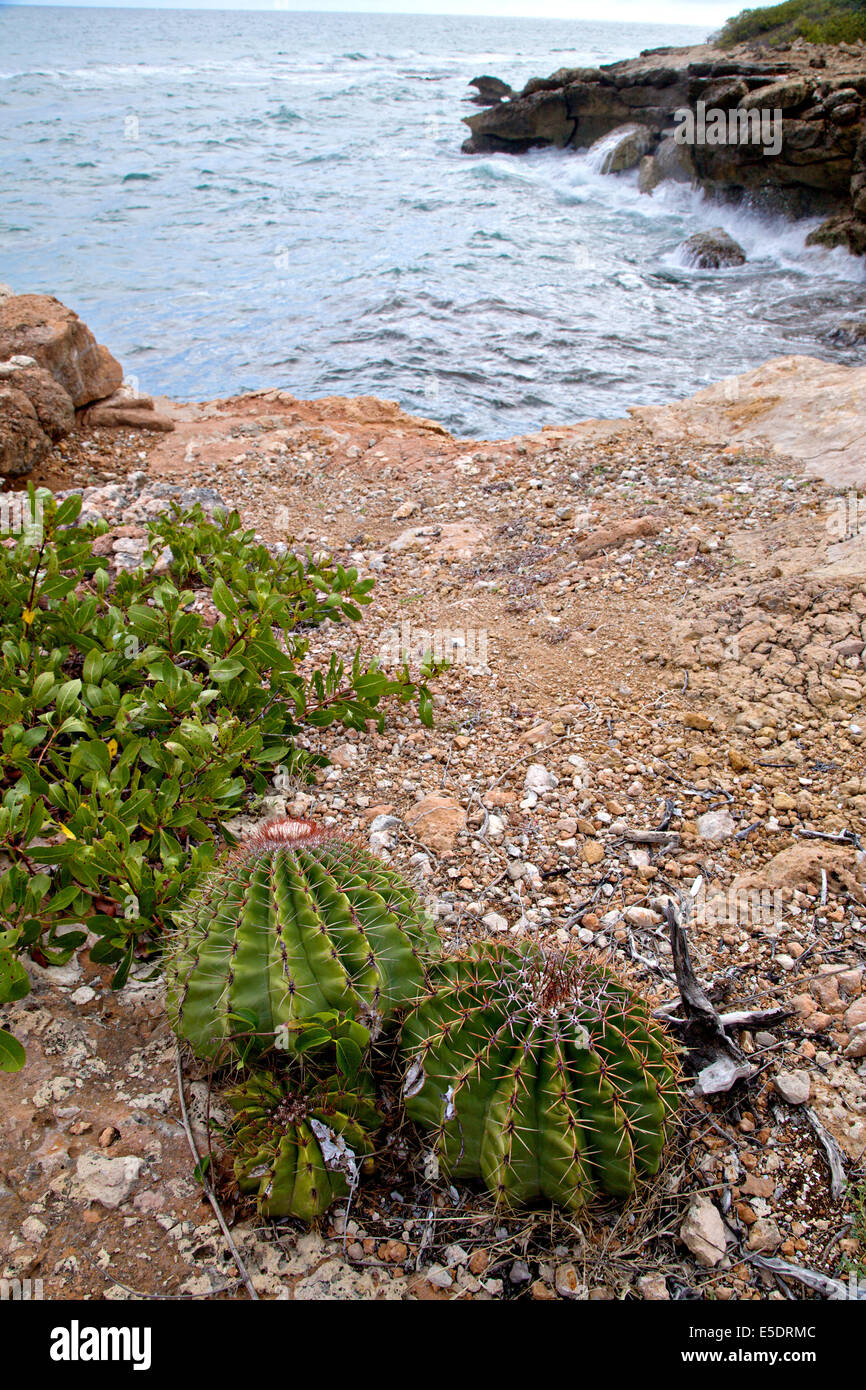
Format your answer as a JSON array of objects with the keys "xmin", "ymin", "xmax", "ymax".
[{"xmin": 6, "ymin": 1, "xmax": 734, "ymax": 29}]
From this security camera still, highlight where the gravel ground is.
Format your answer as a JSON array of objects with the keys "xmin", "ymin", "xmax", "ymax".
[{"xmin": 1, "ymin": 393, "xmax": 864, "ymax": 1301}]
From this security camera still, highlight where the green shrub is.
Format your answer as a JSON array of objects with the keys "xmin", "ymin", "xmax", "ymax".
[
  {"xmin": 0, "ymin": 488, "xmax": 438, "ymax": 1069},
  {"xmin": 717, "ymin": 0, "xmax": 866, "ymax": 47}
]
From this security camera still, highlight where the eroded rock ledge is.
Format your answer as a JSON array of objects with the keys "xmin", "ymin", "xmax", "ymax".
[{"xmin": 463, "ymin": 39, "xmax": 866, "ymax": 255}]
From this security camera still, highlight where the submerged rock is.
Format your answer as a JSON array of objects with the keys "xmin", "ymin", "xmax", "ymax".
[
  {"xmin": 827, "ymin": 318, "xmax": 866, "ymax": 345},
  {"xmin": 681, "ymin": 228, "xmax": 747, "ymax": 269}
]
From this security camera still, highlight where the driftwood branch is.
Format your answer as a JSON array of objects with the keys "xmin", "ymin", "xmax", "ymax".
[
  {"xmin": 658, "ymin": 900, "xmax": 790, "ymax": 1096},
  {"xmin": 805, "ymin": 1106, "xmax": 848, "ymax": 1201},
  {"xmin": 748, "ymin": 1254, "xmax": 864, "ymax": 1300},
  {"xmin": 622, "ymin": 829, "xmax": 681, "ymax": 848}
]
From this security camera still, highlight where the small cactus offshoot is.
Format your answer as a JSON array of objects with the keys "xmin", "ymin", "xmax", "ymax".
[
  {"xmin": 224, "ymin": 1070, "xmax": 382, "ymax": 1222},
  {"xmin": 166, "ymin": 818, "xmax": 437, "ymax": 1061},
  {"xmin": 400, "ymin": 941, "xmax": 679, "ymax": 1211}
]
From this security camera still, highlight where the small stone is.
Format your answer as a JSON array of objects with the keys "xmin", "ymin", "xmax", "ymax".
[
  {"xmin": 582, "ymin": 839, "xmax": 605, "ymax": 865},
  {"xmin": 468, "ymin": 1249, "xmax": 489, "ymax": 1275},
  {"xmin": 524, "ymin": 764, "xmax": 557, "ymax": 795},
  {"xmin": 773, "ymin": 1070, "xmax": 811, "ymax": 1106},
  {"xmin": 406, "ymin": 794, "xmax": 466, "ymax": 853},
  {"xmin": 378, "ymin": 1240, "xmax": 408, "ymax": 1264},
  {"xmin": 531, "ymin": 1278, "xmax": 557, "ymax": 1300},
  {"xmin": 624, "ymin": 905, "xmax": 662, "ymax": 928},
  {"xmin": 425, "ymin": 1264, "xmax": 453, "ymax": 1289},
  {"xmin": 696, "ymin": 809, "xmax": 736, "ymax": 841},
  {"xmin": 679, "ymin": 1197, "xmax": 727, "ymax": 1267},
  {"xmin": 554, "ymin": 1263, "xmax": 585, "ymax": 1299},
  {"xmin": 21, "ymin": 1217, "xmax": 48, "ymax": 1243},
  {"xmin": 74, "ymin": 1153, "xmax": 144, "ymax": 1209},
  {"xmin": 481, "ymin": 911, "xmax": 509, "ymax": 933},
  {"xmin": 509, "ymin": 1258, "xmax": 531, "ymax": 1285},
  {"xmin": 747, "ymin": 1218, "xmax": 782, "ymax": 1254},
  {"xmin": 636, "ymin": 1273, "xmax": 669, "ymax": 1300}
]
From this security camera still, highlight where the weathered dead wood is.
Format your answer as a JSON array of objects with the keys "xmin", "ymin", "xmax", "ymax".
[
  {"xmin": 658, "ymin": 900, "xmax": 790, "ymax": 1096},
  {"xmin": 805, "ymin": 1106, "xmax": 848, "ymax": 1201},
  {"xmin": 622, "ymin": 829, "xmax": 681, "ymax": 847},
  {"xmin": 748, "ymin": 1254, "xmax": 865, "ymax": 1300}
]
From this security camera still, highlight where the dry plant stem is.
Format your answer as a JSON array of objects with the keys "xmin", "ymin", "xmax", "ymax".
[
  {"xmin": 175, "ymin": 1047, "xmax": 260, "ymax": 1301},
  {"xmin": 805, "ymin": 1106, "xmax": 848, "ymax": 1200}
]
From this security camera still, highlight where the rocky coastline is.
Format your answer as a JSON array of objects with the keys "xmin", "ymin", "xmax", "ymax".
[{"xmin": 463, "ymin": 38, "xmax": 866, "ymax": 257}]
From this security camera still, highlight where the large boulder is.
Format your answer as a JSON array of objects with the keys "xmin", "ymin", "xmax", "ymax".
[
  {"xmin": 0, "ymin": 294, "xmax": 123, "ymax": 408},
  {"xmin": 681, "ymin": 227, "xmax": 747, "ymax": 268},
  {"xmin": 655, "ymin": 133, "xmax": 697, "ymax": 184},
  {"xmin": 0, "ymin": 387, "xmax": 50, "ymax": 477},
  {"xmin": 0, "ymin": 357, "xmax": 74, "ymax": 439},
  {"xmin": 462, "ymin": 89, "xmax": 573, "ymax": 152}
]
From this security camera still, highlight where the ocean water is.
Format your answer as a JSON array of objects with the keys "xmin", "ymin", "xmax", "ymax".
[{"xmin": 2, "ymin": 5, "xmax": 865, "ymax": 438}]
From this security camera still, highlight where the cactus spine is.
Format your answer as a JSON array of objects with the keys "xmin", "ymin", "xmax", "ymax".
[
  {"xmin": 400, "ymin": 941, "xmax": 679, "ymax": 1210},
  {"xmin": 167, "ymin": 818, "xmax": 437, "ymax": 1060},
  {"xmin": 224, "ymin": 1070, "xmax": 382, "ymax": 1222}
]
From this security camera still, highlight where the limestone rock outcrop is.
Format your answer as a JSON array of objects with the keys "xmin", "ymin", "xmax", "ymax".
[
  {"xmin": 0, "ymin": 294, "xmax": 123, "ymax": 408},
  {"xmin": 461, "ymin": 41, "xmax": 866, "ymax": 253}
]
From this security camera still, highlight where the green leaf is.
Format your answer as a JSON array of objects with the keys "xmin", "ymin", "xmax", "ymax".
[
  {"xmin": 293, "ymin": 1027, "xmax": 332, "ymax": 1054},
  {"xmin": 0, "ymin": 951, "xmax": 30, "ymax": 1004},
  {"xmin": 0, "ymin": 1029, "xmax": 26, "ymax": 1072},
  {"xmin": 211, "ymin": 577, "xmax": 239, "ymax": 618},
  {"xmin": 335, "ymin": 1037, "xmax": 363, "ymax": 1078}
]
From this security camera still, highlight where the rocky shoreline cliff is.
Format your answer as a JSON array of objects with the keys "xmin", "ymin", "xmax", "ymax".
[{"xmin": 463, "ymin": 39, "xmax": 866, "ymax": 257}]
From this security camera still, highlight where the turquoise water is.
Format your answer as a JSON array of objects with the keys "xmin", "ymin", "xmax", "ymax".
[{"xmin": 2, "ymin": 6, "xmax": 864, "ymax": 436}]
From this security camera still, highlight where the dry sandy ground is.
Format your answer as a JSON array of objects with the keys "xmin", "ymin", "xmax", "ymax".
[{"xmin": 2, "ymin": 367, "xmax": 865, "ymax": 1301}]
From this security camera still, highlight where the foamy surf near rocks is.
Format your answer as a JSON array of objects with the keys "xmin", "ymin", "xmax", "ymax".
[
  {"xmin": 461, "ymin": 40, "xmax": 866, "ymax": 255},
  {"xmin": 586, "ymin": 123, "xmax": 653, "ymax": 174}
]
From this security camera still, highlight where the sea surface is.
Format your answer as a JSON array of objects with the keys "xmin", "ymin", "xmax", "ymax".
[{"xmin": 2, "ymin": 5, "xmax": 865, "ymax": 437}]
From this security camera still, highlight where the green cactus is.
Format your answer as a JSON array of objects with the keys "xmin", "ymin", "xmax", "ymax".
[
  {"xmin": 400, "ymin": 941, "xmax": 679, "ymax": 1211},
  {"xmin": 166, "ymin": 818, "xmax": 437, "ymax": 1061},
  {"xmin": 223, "ymin": 1070, "xmax": 382, "ymax": 1222}
]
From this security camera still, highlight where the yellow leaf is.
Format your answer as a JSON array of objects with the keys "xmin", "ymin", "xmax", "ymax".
[
  {"xmin": 107, "ymin": 739, "xmax": 118, "ymax": 758},
  {"xmin": 58, "ymin": 825, "xmax": 77, "ymax": 841},
  {"xmin": 22, "ymin": 609, "xmax": 35, "ymax": 626}
]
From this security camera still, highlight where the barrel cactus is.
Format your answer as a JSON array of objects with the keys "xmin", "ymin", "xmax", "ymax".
[
  {"xmin": 400, "ymin": 941, "xmax": 679, "ymax": 1211},
  {"xmin": 223, "ymin": 1070, "xmax": 382, "ymax": 1222},
  {"xmin": 167, "ymin": 818, "xmax": 437, "ymax": 1061}
]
